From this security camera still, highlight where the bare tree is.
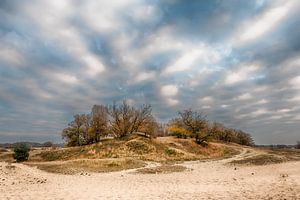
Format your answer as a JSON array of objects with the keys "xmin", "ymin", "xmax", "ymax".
[
  {"xmin": 89, "ymin": 105, "xmax": 109, "ymax": 143},
  {"xmin": 169, "ymin": 109, "xmax": 211, "ymax": 144},
  {"xmin": 138, "ymin": 116, "xmax": 160, "ymax": 138},
  {"xmin": 62, "ymin": 114, "xmax": 85, "ymax": 146},
  {"xmin": 108, "ymin": 100, "xmax": 152, "ymax": 138}
]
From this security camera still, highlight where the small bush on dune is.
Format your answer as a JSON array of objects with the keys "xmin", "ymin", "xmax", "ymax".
[
  {"xmin": 13, "ymin": 144, "xmax": 30, "ymax": 162},
  {"xmin": 165, "ymin": 148, "xmax": 176, "ymax": 156},
  {"xmin": 126, "ymin": 140, "xmax": 154, "ymax": 154}
]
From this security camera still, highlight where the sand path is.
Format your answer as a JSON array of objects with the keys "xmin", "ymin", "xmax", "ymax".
[{"xmin": 0, "ymin": 148, "xmax": 299, "ymax": 200}]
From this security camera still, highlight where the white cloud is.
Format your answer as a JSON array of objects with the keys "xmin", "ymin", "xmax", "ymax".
[
  {"xmin": 201, "ymin": 96, "xmax": 214, "ymax": 103},
  {"xmin": 277, "ymin": 109, "xmax": 291, "ymax": 113},
  {"xmin": 290, "ymin": 76, "xmax": 300, "ymax": 88},
  {"xmin": 133, "ymin": 71, "xmax": 156, "ymax": 83},
  {"xmin": 23, "ymin": 1, "xmax": 106, "ymax": 76},
  {"xmin": 237, "ymin": 93, "xmax": 252, "ymax": 100},
  {"xmin": 53, "ymin": 73, "xmax": 79, "ymax": 85},
  {"xmin": 0, "ymin": 47, "xmax": 25, "ymax": 66},
  {"xmin": 202, "ymin": 105, "xmax": 211, "ymax": 109},
  {"xmin": 256, "ymin": 99, "xmax": 269, "ymax": 105},
  {"xmin": 130, "ymin": 4, "xmax": 160, "ymax": 23},
  {"xmin": 221, "ymin": 104, "xmax": 229, "ymax": 108},
  {"xmin": 224, "ymin": 63, "xmax": 260, "ymax": 85},
  {"xmin": 251, "ymin": 108, "xmax": 268, "ymax": 117},
  {"xmin": 163, "ymin": 44, "xmax": 221, "ymax": 74},
  {"xmin": 160, "ymin": 84, "xmax": 178, "ymax": 97},
  {"xmin": 82, "ymin": 55, "xmax": 105, "ymax": 76},
  {"xmin": 166, "ymin": 98, "xmax": 179, "ymax": 106},
  {"xmin": 161, "ymin": 84, "xmax": 179, "ymax": 106},
  {"xmin": 233, "ymin": 0, "xmax": 297, "ymax": 46}
]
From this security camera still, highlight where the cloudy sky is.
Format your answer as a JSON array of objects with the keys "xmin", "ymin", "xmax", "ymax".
[{"xmin": 1, "ymin": 0, "xmax": 300, "ymax": 144}]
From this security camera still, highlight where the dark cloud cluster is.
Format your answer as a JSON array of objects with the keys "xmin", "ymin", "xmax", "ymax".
[{"xmin": 0, "ymin": 0, "xmax": 300, "ymax": 144}]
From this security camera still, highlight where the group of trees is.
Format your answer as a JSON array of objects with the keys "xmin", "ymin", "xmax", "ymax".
[
  {"xmin": 62, "ymin": 101, "xmax": 163, "ymax": 146},
  {"xmin": 168, "ymin": 109, "xmax": 254, "ymax": 146},
  {"xmin": 62, "ymin": 102, "xmax": 254, "ymax": 147}
]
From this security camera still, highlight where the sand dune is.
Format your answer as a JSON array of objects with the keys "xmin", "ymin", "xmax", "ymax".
[{"xmin": 1, "ymin": 152, "xmax": 300, "ymax": 200}]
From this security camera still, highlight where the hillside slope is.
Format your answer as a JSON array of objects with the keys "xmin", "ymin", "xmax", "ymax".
[{"xmin": 30, "ymin": 136, "xmax": 240, "ymax": 162}]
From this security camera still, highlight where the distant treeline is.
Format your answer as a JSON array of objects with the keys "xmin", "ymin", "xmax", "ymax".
[
  {"xmin": 62, "ymin": 100, "xmax": 255, "ymax": 147},
  {"xmin": 256, "ymin": 143, "xmax": 300, "ymax": 149},
  {"xmin": 168, "ymin": 109, "xmax": 254, "ymax": 146},
  {"xmin": 0, "ymin": 142, "xmax": 63, "ymax": 149}
]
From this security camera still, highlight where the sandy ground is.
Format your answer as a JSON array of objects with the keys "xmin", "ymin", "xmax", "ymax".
[{"xmin": 0, "ymin": 150, "xmax": 300, "ymax": 200}]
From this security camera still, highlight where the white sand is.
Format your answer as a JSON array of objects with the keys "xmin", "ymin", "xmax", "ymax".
[{"xmin": 1, "ymin": 153, "xmax": 300, "ymax": 200}]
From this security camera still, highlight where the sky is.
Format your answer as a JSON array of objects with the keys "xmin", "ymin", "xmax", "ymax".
[{"xmin": 0, "ymin": 0, "xmax": 300, "ymax": 144}]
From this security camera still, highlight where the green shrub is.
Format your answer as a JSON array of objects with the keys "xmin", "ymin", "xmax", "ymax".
[
  {"xmin": 165, "ymin": 148, "xmax": 176, "ymax": 156},
  {"xmin": 13, "ymin": 144, "xmax": 30, "ymax": 162}
]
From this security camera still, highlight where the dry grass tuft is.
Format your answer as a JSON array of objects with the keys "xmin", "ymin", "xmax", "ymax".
[
  {"xmin": 0, "ymin": 152, "xmax": 14, "ymax": 162},
  {"xmin": 0, "ymin": 148, "xmax": 9, "ymax": 153},
  {"xmin": 230, "ymin": 149, "xmax": 300, "ymax": 166},
  {"xmin": 231, "ymin": 154, "xmax": 285, "ymax": 165},
  {"xmin": 136, "ymin": 164, "xmax": 187, "ymax": 174},
  {"xmin": 126, "ymin": 139, "xmax": 154, "ymax": 154}
]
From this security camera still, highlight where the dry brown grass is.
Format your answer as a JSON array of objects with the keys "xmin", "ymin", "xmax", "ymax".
[
  {"xmin": 0, "ymin": 148, "xmax": 9, "ymax": 153},
  {"xmin": 136, "ymin": 164, "xmax": 187, "ymax": 174},
  {"xmin": 30, "ymin": 136, "xmax": 240, "ymax": 163},
  {"xmin": 230, "ymin": 154, "xmax": 286, "ymax": 165},
  {"xmin": 0, "ymin": 152, "xmax": 14, "ymax": 162},
  {"xmin": 27, "ymin": 158, "xmax": 146, "ymax": 174},
  {"xmin": 230, "ymin": 149, "xmax": 300, "ymax": 166},
  {"xmin": 0, "ymin": 136, "xmax": 244, "ymax": 174}
]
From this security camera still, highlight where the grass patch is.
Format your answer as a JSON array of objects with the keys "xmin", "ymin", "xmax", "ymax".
[
  {"xmin": 28, "ymin": 158, "xmax": 146, "ymax": 174},
  {"xmin": 221, "ymin": 146, "xmax": 240, "ymax": 158},
  {"xmin": 0, "ymin": 148, "xmax": 9, "ymax": 153},
  {"xmin": 136, "ymin": 164, "xmax": 187, "ymax": 174},
  {"xmin": 126, "ymin": 139, "xmax": 154, "ymax": 154},
  {"xmin": 0, "ymin": 152, "xmax": 14, "ymax": 162},
  {"xmin": 28, "ymin": 136, "xmax": 242, "ymax": 163},
  {"xmin": 165, "ymin": 148, "xmax": 177, "ymax": 156},
  {"xmin": 230, "ymin": 149, "xmax": 300, "ymax": 166},
  {"xmin": 265, "ymin": 149, "xmax": 300, "ymax": 161},
  {"xmin": 230, "ymin": 154, "xmax": 286, "ymax": 165}
]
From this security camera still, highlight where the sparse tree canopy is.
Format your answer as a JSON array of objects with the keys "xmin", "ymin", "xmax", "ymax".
[
  {"xmin": 62, "ymin": 114, "xmax": 86, "ymax": 146},
  {"xmin": 62, "ymin": 101, "xmax": 157, "ymax": 146},
  {"xmin": 108, "ymin": 101, "xmax": 153, "ymax": 138},
  {"xmin": 168, "ymin": 110, "xmax": 254, "ymax": 146},
  {"xmin": 169, "ymin": 109, "xmax": 211, "ymax": 144},
  {"xmin": 62, "ymin": 102, "xmax": 254, "ymax": 147},
  {"xmin": 90, "ymin": 105, "xmax": 109, "ymax": 142}
]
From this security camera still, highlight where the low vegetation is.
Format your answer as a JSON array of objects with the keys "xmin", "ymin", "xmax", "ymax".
[
  {"xmin": 0, "ymin": 152, "xmax": 14, "ymax": 162},
  {"xmin": 13, "ymin": 144, "xmax": 30, "ymax": 162},
  {"xmin": 136, "ymin": 164, "xmax": 187, "ymax": 174},
  {"xmin": 27, "ymin": 158, "xmax": 145, "ymax": 174},
  {"xmin": 230, "ymin": 148, "xmax": 300, "ymax": 165},
  {"xmin": 31, "ymin": 136, "xmax": 239, "ymax": 163},
  {"xmin": 0, "ymin": 148, "xmax": 8, "ymax": 153}
]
